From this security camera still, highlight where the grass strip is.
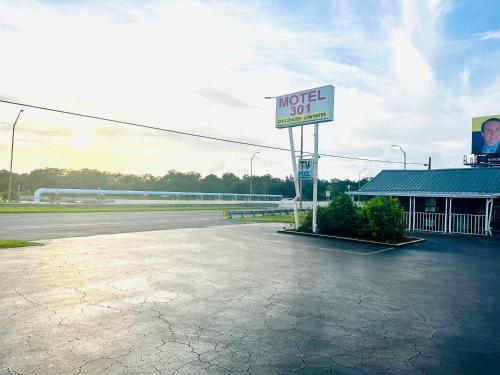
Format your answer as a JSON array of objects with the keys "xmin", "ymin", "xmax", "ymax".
[
  {"xmin": 0, "ymin": 205, "xmax": 271, "ymax": 214},
  {"xmin": 0, "ymin": 240, "xmax": 35, "ymax": 248}
]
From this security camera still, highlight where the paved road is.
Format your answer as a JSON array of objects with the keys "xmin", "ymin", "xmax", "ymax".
[
  {"xmin": 1, "ymin": 224, "xmax": 499, "ymax": 374},
  {"xmin": 0, "ymin": 210, "xmax": 240, "ymax": 240}
]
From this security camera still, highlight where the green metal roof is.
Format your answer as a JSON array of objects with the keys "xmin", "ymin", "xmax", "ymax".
[{"xmin": 352, "ymin": 168, "xmax": 500, "ymax": 198}]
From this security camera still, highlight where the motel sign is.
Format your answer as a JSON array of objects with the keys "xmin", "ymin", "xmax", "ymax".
[{"xmin": 275, "ymin": 85, "xmax": 334, "ymax": 128}]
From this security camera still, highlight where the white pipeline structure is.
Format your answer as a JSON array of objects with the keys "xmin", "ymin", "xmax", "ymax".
[{"xmin": 33, "ymin": 188, "xmax": 283, "ymax": 204}]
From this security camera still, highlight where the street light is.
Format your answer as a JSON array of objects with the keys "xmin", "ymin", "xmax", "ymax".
[
  {"xmin": 8, "ymin": 109, "xmax": 24, "ymax": 203},
  {"xmin": 391, "ymin": 144, "xmax": 406, "ymax": 170},
  {"xmin": 358, "ymin": 168, "xmax": 367, "ymax": 201},
  {"xmin": 250, "ymin": 151, "xmax": 260, "ymax": 195}
]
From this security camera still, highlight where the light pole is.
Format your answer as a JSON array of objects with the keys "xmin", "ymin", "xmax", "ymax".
[
  {"xmin": 358, "ymin": 168, "xmax": 367, "ymax": 201},
  {"xmin": 8, "ymin": 109, "xmax": 24, "ymax": 203},
  {"xmin": 391, "ymin": 144, "xmax": 406, "ymax": 170},
  {"xmin": 250, "ymin": 151, "xmax": 259, "ymax": 195}
]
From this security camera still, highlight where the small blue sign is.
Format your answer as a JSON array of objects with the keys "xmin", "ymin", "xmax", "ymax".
[{"xmin": 298, "ymin": 159, "xmax": 314, "ymax": 180}]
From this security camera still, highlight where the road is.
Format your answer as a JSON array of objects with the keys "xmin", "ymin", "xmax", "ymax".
[{"xmin": 0, "ymin": 210, "xmax": 240, "ymax": 240}]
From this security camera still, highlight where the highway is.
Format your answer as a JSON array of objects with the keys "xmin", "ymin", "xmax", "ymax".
[{"xmin": 0, "ymin": 210, "xmax": 239, "ymax": 240}]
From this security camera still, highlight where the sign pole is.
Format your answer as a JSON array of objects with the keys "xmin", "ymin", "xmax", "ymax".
[
  {"xmin": 299, "ymin": 125, "xmax": 303, "ymax": 211},
  {"xmin": 312, "ymin": 123, "xmax": 319, "ymax": 233},
  {"xmin": 288, "ymin": 127, "xmax": 300, "ymax": 229}
]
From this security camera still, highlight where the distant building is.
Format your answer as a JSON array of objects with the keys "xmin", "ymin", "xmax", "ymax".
[{"xmin": 349, "ymin": 168, "xmax": 500, "ymax": 236}]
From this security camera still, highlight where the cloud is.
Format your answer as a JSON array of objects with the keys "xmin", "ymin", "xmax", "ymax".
[
  {"xmin": 0, "ymin": 0, "xmax": 498, "ymax": 179},
  {"xmin": 198, "ymin": 87, "xmax": 254, "ymax": 108},
  {"xmin": 475, "ymin": 30, "xmax": 500, "ymax": 41},
  {"xmin": 24, "ymin": 128, "xmax": 73, "ymax": 137},
  {"xmin": 460, "ymin": 68, "xmax": 470, "ymax": 88}
]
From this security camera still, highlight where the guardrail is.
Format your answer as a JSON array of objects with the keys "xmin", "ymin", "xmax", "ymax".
[{"xmin": 226, "ymin": 208, "xmax": 295, "ymax": 219}]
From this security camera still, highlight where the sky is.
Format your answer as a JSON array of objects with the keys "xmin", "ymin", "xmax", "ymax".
[{"xmin": 1, "ymin": 0, "xmax": 499, "ymax": 181}]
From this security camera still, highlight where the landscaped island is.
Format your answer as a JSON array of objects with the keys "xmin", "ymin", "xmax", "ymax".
[{"xmin": 298, "ymin": 195, "xmax": 407, "ymax": 243}]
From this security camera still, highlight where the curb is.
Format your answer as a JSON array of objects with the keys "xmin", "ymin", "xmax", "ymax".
[{"xmin": 277, "ymin": 229, "xmax": 426, "ymax": 247}]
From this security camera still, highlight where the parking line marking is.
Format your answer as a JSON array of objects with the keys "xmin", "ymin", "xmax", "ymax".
[{"xmin": 260, "ymin": 239, "xmax": 396, "ymax": 255}]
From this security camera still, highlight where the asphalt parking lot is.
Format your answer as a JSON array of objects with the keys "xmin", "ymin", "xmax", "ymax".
[{"xmin": 1, "ymin": 223, "xmax": 499, "ymax": 374}]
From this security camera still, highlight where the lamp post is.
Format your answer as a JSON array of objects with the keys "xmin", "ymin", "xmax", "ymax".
[
  {"xmin": 250, "ymin": 151, "xmax": 259, "ymax": 195},
  {"xmin": 8, "ymin": 109, "xmax": 24, "ymax": 203},
  {"xmin": 358, "ymin": 168, "xmax": 367, "ymax": 201},
  {"xmin": 391, "ymin": 144, "xmax": 406, "ymax": 170}
]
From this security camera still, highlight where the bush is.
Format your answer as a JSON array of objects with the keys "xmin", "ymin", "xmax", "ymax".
[
  {"xmin": 358, "ymin": 197, "xmax": 406, "ymax": 242},
  {"xmin": 318, "ymin": 194, "xmax": 358, "ymax": 236},
  {"xmin": 1, "ymin": 191, "xmax": 19, "ymax": 202},
  {"xmin": 298, "ymin": 195, "xmax": 406, "ymax": 243},
  {"xmin": 299, "ymin": 194, "xmax": 358, "ymax": 236}
]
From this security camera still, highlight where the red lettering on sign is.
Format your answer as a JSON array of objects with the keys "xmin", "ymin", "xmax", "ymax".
[
  {"xmin": 299, "ymin": 92, "xmax": 308, "ymax": 103},
  {"xmin": 290, "ymin": 95, "xmax": 299, "ymax": 105},
  {"xmin": 317, "ymin": 89, "xmax": 326, "ymax": 100},
  {"xmin": 308, "ymin": 90, "xmax": 316, "ymax": 102},
  {"xmin": 279, "ymin": 97, "xmax": 288, "ymax": 108}
]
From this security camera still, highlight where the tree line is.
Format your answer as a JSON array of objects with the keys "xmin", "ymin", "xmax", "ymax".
[{"xmin": 0, "ymin": 168, "xmax": 371, "ymax": 200}]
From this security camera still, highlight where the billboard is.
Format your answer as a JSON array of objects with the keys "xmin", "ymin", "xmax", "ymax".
[
  {"xmin": 471, "ymin": 115, "xmax": 500, "ymax": 155},
  {"xmin": 275, "ymin": 85, "xmax": 334, "ymax": 128}
]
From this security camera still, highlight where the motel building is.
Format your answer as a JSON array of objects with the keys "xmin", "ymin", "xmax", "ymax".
[{"xmin": 349, "ymin": 168, "xmax": 500, "ymax": 236}]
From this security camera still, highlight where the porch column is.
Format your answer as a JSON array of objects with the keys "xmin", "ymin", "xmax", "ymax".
[
  {"xmin": 486, "ymin": 198, "xmax": 493, "ymax": 236},
  {"xmin": 444, "ymin": 197, "xmax": 448, "ymax": 233},
  {"xmin": 412, "ymin": 197, "xmax": 416, "ymax": 231},
  {"xmin": 448, "ymin": 198, "xmax": 453, "ymax": 233},
  {"xmin": 408, "ymin": 196, "xmax": 412, "ymax": 230}
]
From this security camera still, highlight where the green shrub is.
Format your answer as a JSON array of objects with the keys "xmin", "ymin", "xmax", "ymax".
[
  {"xmin": 298, "ymin": 206, "xmax": 320, "ymax": 233},
  {"xmin": 1, "ymin": 191, "xmax": 19, "ymax": 202},
  {"xmin": 318, "ymin": 194, "xmax": 358, "ymax": 236},
  {"xmin": 299, "ymin": 194, "xmax": 358, "ymax": 236},
  {"xmin": 358, "ymin": 197, "xmax": 406, "ymax": 242},
  {"xmin": 298, "ymin": 195, "xmax": 406, "ymax": 243}
]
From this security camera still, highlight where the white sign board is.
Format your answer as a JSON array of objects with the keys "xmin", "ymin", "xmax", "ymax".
[
  {"xmin": 298, "ymin": 158, "xmax": 314, "ymax": 180},
  {"xmin": 275, "ymin": 85, "xmax": 334, "ymax": 128}
]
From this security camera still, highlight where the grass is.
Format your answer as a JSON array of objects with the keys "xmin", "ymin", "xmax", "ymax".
[
  {"xmin": 0, "ymin": 205, "xmax": 271, "ymax": 214},
  {"xmin": 0, "ymin": 240, "xmax": 35, "ymax": 248}
]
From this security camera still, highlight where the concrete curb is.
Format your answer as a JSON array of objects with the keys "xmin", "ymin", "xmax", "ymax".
[{"xmin": 278, "ymin": 229, "xmax": 426, "ymax": 247}]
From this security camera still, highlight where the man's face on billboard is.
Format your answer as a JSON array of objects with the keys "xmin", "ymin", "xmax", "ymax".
[{"xmin": 481, "ymin": 121, "xmax": 500, "ymax": 146}]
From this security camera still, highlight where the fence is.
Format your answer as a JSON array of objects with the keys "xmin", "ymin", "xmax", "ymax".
[
  {"xmin": 413, "ymin": 212, "xmax": 446, "ymax": 232},
  {"xmin": 449, "ymin": 214, "xmax": 486, "ymax": 235},
  {"xmin": 404, "ymin": 211, "xmax": 488, "ymax": 236}
]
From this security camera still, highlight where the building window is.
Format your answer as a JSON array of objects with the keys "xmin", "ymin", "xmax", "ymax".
[{"xmin": 425, "ymin": 198, "xmax": 437, "ymax": 213}]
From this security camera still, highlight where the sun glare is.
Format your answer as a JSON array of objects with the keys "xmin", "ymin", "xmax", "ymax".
[{"xmin": 71, "ymin": 135, "xmax": 91, "ymax": 149}]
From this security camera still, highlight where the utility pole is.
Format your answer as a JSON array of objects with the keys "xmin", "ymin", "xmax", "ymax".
[{"xmin": 8, "ymin": 109, "xmax": 23, "ymax": 203}]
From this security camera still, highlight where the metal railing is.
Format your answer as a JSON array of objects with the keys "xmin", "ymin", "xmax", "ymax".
[
  {"xmin": 413, "ymin": 212, "xmax": 446, "ymax": 232},
  {"xmin": 227, "ymin": 208, "xmax": 294, "ymax": 219},
  {"xmin": 449, "ymin": 214, "xmax": 486, "ymax": 235},
  {"xmin": 404, "ymin": 211, "xmax": 488, "ymax": 236},
  {"xmin": 404, "ymin": 212, "xmax": 411, "ymax": 230}
]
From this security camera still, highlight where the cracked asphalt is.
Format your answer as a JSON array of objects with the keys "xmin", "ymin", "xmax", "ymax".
[{"xmin": 1, "ymin": 223, "xmax": 499, "ymax": 374}]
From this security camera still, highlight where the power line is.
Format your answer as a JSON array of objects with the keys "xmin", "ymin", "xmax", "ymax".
[{"xmin": 0, "ymin": 98, "xmax": 426, "ymax": 166}]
